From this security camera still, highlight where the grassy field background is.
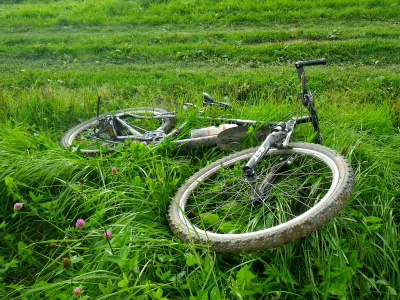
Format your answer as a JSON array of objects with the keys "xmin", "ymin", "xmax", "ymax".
[{"xmin": 1, "ymin": 0, "xmax": 400, "ymax": 299}]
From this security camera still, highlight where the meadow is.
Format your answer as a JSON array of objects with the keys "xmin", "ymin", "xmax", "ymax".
[{"xmin": 0, "ymin": 0, "xmax": 400, "ymax": 299}]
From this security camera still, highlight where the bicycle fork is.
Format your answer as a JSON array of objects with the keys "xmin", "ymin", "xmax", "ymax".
[
  {"xmin": 242, "ymin": 130, "xmax": 287, "ymax": 179},
  {"xmin": 242, "ymin": 126, "xmax": 289, "ymax": 202}
]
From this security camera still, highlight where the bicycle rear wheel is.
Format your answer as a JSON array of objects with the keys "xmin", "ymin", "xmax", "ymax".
[
  {"xmin": 168, "ymin": 142, "xmax": 353, "ymax": 254},
  {"xmin": 61, "ymin": 107, "xmax": 174, "ymax": 154}
]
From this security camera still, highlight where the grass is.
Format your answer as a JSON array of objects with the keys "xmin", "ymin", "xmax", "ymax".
[{"xmin": 1, "ymin": 0, "xmax": 400, "ymax": 299}]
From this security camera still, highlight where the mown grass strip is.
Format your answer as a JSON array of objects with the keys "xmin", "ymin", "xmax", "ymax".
[{"xmin": 1, "ymin": 0, "xmax": 399, "ymax": 27}]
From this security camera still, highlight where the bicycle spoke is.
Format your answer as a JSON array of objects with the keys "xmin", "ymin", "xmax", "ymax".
[
  {"xmin": 183, "ymin": 149, "xmax": 335, "ymax": 234},
  {"xmin": 65, "ymin": 108, "xmax": 169, "ymax": 151}
]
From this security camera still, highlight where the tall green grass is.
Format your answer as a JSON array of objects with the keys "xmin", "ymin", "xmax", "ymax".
[
  {"xmin": 1, "ymin": 0, "xmax": 400, "ymax": 299},
  {"xmin": 1, "ymin": 97, "xmax": 399, "ymax": 299}
]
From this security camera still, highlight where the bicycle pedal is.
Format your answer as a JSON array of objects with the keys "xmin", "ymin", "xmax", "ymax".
[{"xmin": 216, "ymin": 126, "xmax": 270, "ymax": 151}]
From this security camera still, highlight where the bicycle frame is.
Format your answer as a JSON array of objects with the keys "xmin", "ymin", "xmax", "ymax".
[{"xmin": 89, "ymin": 58, "xmax": 325, "ymax": 158}]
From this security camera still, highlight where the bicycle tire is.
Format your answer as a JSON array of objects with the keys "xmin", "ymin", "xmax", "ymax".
[
  {"xmin": 61, "ymin": 107, "xmax": 175, "ymax": 154},
  {"xmin": 168, "ymin": 142, "xmax": 353, "ymax": 254}
]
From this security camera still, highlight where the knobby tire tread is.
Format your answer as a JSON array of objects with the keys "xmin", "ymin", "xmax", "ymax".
[{"xmin": 168, "ymin": 142, "xmax": 354, "ymax": 254}]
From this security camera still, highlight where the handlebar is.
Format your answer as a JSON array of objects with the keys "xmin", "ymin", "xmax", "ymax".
[
  {"xmin": 295, "ymin": 58, "xmax": 326, "ymax": 68},
  {"xmin": 295, "ymin": 58, "xmax": 326, "ymax": 96}
]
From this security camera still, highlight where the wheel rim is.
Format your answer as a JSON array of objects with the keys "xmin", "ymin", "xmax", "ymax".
[
  {"xmin": 178, "ymin": 147, "xmax": 340, "ymax": 238},
  {"xmin": 66, "ymin": 108, "xmax": 168, "ymax": 152}
]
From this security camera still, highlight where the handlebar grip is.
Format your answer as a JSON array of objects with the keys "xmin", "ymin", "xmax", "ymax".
[
  {"xmin": 295, "ymin": 116, "xmax": 311, "ymax": 123},
  {"xmin": 295, "ymin": 58, "xmax": 326, "ymax": 68}
]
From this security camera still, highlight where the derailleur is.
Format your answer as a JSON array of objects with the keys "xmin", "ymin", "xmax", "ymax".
[{"xmin": 142, "ymin": 130, "xmax": 166, "ymax": 143}]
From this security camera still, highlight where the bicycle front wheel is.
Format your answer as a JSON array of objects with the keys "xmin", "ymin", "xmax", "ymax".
[
  {"xmin": 61, "ymin": 107, "xmax": 175, "ymax": 154},
  {"xmin": 168, "ymin": 142, "xmax": 353, "ymax": 254}
]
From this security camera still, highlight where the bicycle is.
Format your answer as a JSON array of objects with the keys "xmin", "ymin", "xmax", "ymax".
[
  {"xmin": 60, "ymin": 93, "xmax": 272, "ymax": 154},
  {"xmin": 61, "ymin": 58, "xmax": 354, "ymax": 254}
]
